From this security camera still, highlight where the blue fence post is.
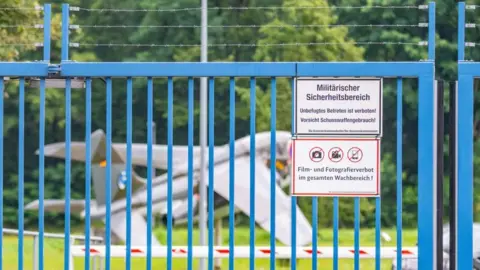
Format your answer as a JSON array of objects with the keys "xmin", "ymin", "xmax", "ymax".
[
  {"xmin": 396, "ymin": 78, "xmax": 403, "ymax": 270},
  {"xmin": 38, "ymin": 4, "xmax": 51, "ymax": 270},
  {"xmin": 0, "ymin": 78, "xmax": 3, "ymax": 270},
  {"xmin": 64, "ymin": 77, "xmax": 72, "ymax": 270},
  {"xmin": 249, "ymin": 77, "xmax": 256, "ymax": 270},
  {"xmin": 60, "ymin": 5, "xmax": 72, "ymax": 269},
  {"xmin": 105, "ymin": 77, "xmax": 112, "ymax": 270},
  {"xmin": 229, "ymin": 77, "xmax": 236, "ymax": 270},
  {"xmin": 18, "ymin": 78, "xmax": 25, "ymax": 270},
  {"xmin": 458, "ymin": 2, "xmax": 465, "ymax": 62},
  {"xmin": 457, "ymin": 70, "xmax": 473, "ymax": 270},
  {"xmin": 417, "ymin": 72, "xmax": 435, "ymax": 270},
  {"xmin": 187, "ymin": 77, "xmax": 195, "ymax": 270},
  {"xmin": 428, "ymin": 2, "xmax": 436, "ymax": 61},
  {"xmin": 290, "ymin": 77, "xmax": 297, "ymax": 270},
  {"xmin": 125, "ymin": 77, "xmax": 133, "ymax": 270},
  {"xmin": 208, "ymin": 77, "xmax": 215, "ymax": 270},
  {"xmin": 457, "ymin": 3, "xmax": 472, "ymax": 270},
  {"xmin": 167, "ymin": 77, "xmax": 174, "ymax": 270},
  {"xmin": 146, "ymin": 78, "xmax": 153, "ymax": 270},
  {"xmin": 85, "ymin": 78, "xmax": 92, "ymax": 270},
  {"xmin": 61, "ymin": 4, "xmax": 69, "ymax": 62},
  {"xmin": 270, "ymin": 77, "xmax": 276, "ymax": 270}
]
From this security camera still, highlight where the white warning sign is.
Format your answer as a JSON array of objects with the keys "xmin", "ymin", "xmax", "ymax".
[
  {"xmin": 291, "ymin": 138, "xmax": 380, "ymax": 197},
  {"xmin": 294, "ymin": 77, "xmax": 382, "ymax": 136}
]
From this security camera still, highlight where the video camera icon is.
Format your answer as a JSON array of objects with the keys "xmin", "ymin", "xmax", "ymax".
[{"xmin": 309, "ymin": 147, "xmax": 324, "ymax": 162}]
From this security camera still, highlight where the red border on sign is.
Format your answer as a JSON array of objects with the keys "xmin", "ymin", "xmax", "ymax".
[{"xmin": 291, "ymin": 138, "xmax": 380, "ymax": 197}]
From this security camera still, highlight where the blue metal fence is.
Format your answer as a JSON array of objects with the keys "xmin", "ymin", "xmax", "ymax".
[
  {"xmin": 0, "ymin": 2, "xmax": 442, "ymax": 270},
  {"xmin": 457, "ymin": 2, "xmax": 475, "ymax": 270}
]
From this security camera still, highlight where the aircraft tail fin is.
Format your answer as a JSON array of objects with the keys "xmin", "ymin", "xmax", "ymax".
[{"xmin": 89, "ymin": 129, "xmax": 146, "ymax": 207}]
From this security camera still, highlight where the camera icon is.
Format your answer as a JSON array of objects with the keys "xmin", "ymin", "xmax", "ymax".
[
  {"xmin": 312, "ymin": 151, "xmax": 323, "ymax": 159},
  {"xmin": 309, "ymin": 147, "xmax": 324, "ymax": 162}
]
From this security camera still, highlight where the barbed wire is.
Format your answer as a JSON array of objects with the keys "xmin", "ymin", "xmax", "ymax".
[
  {"xmin": 0, "ymin": 43, "xmax": 43, "ymax": 47},
  {"xmin": 69, "ymin": 41, "xmax": 428, "ymax": 48},
  {"xmin": 0, "ymin": 6, "xmax": 43, "ymax": 11},
  {"xmin": 69, "ymin": 5, "xmax": 428, "ymax": 13},
  {"xmin": 465, "ymin": 42, "xmax": 480, "ymax": 47},
  {"xmin": 465, "ymin": 23, "xmax": 480, "ymax": 28},
  {"xmin": 0, "ymin": 24, "xmax": 43, "ymax": 29},
  {"xmin": 70, "ymin": 23, "xmax": 428, "ymax": 30}
]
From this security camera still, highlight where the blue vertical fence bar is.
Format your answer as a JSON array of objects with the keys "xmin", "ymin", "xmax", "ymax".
[
  {"xmin": 396, "ymin": 78, "xmax": 403, "ymax": 270},
  {"xmin": 208, "ymin": 77, "xmax": 215, "ymax": 270},
  {"xmin": 61, "ymin": 4, "xmax": 71, "ymax": 269},
  {"xmin": 18, "ymin": 78, "xmax": 25, "ymax": 270},
  {"xmin": 43, "ymin": 3, "xmax": 51, "ymax": 62},
  {"xmin": 187, "ymin": 77, "xmax": 194, "ymax": 270},
  {"xmin": 64, "ymin": 77, "xmax": 72, "ymax": 270},
  {"xmin": 454, "ymin": 2, "xmax": 468, "ymax": 269},
  {"xmin": 270, "ymin": 77, "xmax": 276, "ymax": 270},
  {"xmin": 333, "ymin": 197, "xmax": 339, "ymax": 270},
  {"xmin": 85, "ymin": 78, "xmax": 92, "ymax": 270},
  {"xmin": 229, "ymin": 77, "xmax": 235, "ymax": 270},
  {"xmin": 428, "ymin": 2, "xmax": 435, "ymax": 61},
  {"xmin": 290, "ymin": 77, "xmax": 297, "ymax": 270},
  {"xmin": 375, "ymin": 196, "xmax": 381, "ymax": 269},
  {"xmin": 146, "ymin": 77, "xmax": 153, "ymax": 270},
  {"xmin": 457, "ymin": 3, "xmax": 472, "ymax": 270},
  {"xmin": 417, "ymin": 73, "xmax": 435, "ymax": 270},
  {"xmin": 457, "ymin": 71, "xmax": 473, "ymax": 270},
  {"xmin": 38, "ymin": 77, "xmax": 46, "ymax": 270},
  {"xmin": 126, "ymin": 77, "xmax": 133, "ymax": 270},
  {"xmin": 458, "ymin": 2, "xmax": 465, "ymax": 62},
  {"xmin": 354, "ymin": 198, "xmax": 360, "ymax": 270},
  {"xmin": 105, "ymin": 77, "xmax": 112, "ymax": 270},
  {"xmin": 457, "ymin": 2, "xmax": 473, "ymax": 267},
  {"xmin": 249, "ymin": 77, "xmax": 256, "ymax": 270},
  {"xmin": 38, "ymin": 5, "xmax": 50, "ymax": 268},
  {"xmin": 167, "ymin": 77, "xmax": 174, "ymax": 270},
  {"xmin": 0, "ymin": 78, "xmax": 3, "ymax": 270},
  {"xmin": 312, "ymin": 198, "xmax": 318, "ymax": 269},
  {"xmin": 61, "ymin": 4, "xmax": 69, "ymax": 63}
]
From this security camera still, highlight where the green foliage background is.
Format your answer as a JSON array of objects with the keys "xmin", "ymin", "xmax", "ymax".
[{"xmin": 1, "ymin": 0, "xmax": 478, "ymax": 230}]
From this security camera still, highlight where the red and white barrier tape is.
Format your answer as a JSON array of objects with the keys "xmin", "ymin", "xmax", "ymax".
[{"xmin": 71, "ymin": 246, "xmax": 417, "ymax": 259}]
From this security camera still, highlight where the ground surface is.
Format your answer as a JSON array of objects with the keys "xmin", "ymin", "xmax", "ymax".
[{"xmin": 3, "ymin": 227, "xmax": 417, "ymax": 270}]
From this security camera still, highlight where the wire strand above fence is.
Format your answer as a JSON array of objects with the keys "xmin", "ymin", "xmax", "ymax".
[
  {"xmin": 70, "ymin": 23, "xmax": 428, "ymax": 30},
  {"xmin": 69, "ymin": 5, "xmax": 428, "ymax": 13},
  {"xmin": 0, "ymin": 6, "xmax": 43, "ymax": 11},
  {"xmin": 69, "ymin": 41, "xmax": 428, "ymax": 48},
  {"xmin": 0, "ymin": 43, "xmax": 43, "ymax": 47},
  {"xmin": 0, "ymin": 24, "xmax": 44, "ymax": 29}
]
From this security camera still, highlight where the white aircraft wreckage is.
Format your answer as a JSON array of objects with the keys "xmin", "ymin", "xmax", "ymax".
[{"xmin": 25, "ymin": 129, "xmax": 313, "ymax": 247}]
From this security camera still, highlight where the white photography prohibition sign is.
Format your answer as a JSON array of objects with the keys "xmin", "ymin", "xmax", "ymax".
[
  {"xmin": 294, "ymin": 77, "xmax": 383, "ymax": 136},
  {"xmin": 290, "ymin": 138, "xmax": 380, "ymax": 197}
]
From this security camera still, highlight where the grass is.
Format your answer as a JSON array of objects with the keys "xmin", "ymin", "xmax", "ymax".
[{"xmin": 3, "ymin": 227, "xmax": 417, "ymax": 270}]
